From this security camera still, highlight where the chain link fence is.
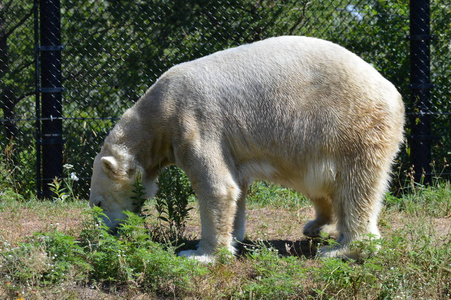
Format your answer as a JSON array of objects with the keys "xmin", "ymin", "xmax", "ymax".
[
  {"xmin": 429, "ymin": 1, "xmax": 451, "ymax": 177},
  {"xmin": 0, "ymin": 0, "xmax": 36, "ymax": 196},
  {"xmin": 1, "ymin": 0, "xmax": 450, "ymax": 197}
]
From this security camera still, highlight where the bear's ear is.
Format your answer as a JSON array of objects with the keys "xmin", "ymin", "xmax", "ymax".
[{"xmin": 101, "ymin": 156, "xmax": 119, "ymax": 177}]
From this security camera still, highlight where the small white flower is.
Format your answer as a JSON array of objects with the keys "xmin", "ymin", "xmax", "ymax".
[
  {"xmin": 63, "ymin": 164, "xmax": 74, "ymax": 170},
  {"xmin": 70, "ymin": 172, "xmax": 79, "ymax": 181}
]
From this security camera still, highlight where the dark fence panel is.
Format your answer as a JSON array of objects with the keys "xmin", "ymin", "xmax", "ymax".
[
  {"xmin": 38, "ymin": 0, "xmax": 64, "ymax": 197},
  {"xmin": 1, "ymin": 0, "xmax": 450, "ymax": 198},
  {"xmin": 409, "ymin": 0, "xmax": 433, "ymax": 183}
]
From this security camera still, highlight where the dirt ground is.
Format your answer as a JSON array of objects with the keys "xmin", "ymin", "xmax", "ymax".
[{"xmin": 1, "ymin": 203, "xmax": 449, "ymax": 257}]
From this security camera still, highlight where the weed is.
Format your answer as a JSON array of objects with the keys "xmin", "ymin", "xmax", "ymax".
[
  {"xmin": 348, "ymin": 234, "xmax": 382, "ymax": 260},
  {"xmin": 130, "ymin": 170, "xmax": 147, "ymax": 212},
  {"xmin": 0, "ymin": 140, "xmax": 35, "ymax": 198},
  {"xmin": 215, "ymin": 247, "xmax": 236, "ymax": 265},
  {"xmin": 385, "ymin": 182, "xmax": 451, "ymax": 217},
  {"xmin": 0, "ymin": 229, "xmax": 90, "ymax": 288},
  {"xmin": 80, "ymin": 209, "xmax": 208, "ymax": 295},
  {"xmin": 0, "ymin": 150, "xmax": 24, "ymax": 203},
  {"xmin": 313, "ymin": 257, "xmax": 380, "ymax": 298},
  {"xmin": 47, "ymin": 164, "xmax": 80, "ymax": 202},
  {"xmin": 151, "ymin": 166, "xmax": 194, "ymax": 244},
  {"xmin": 62, "ymin": 164, "xmax": 79, "ymax": 200},
  {"xmin": 238, "ymin": 242, "xmax": 306, "ymax": 298},
  {"xmin": 309, "ymin": 217, "xmax": 451, "ymax": 299},
  {"xmin": 48, "ymin": 177, "xmax": 68, "ymax": 201}
]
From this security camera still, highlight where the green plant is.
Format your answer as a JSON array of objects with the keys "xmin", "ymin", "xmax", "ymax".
[
  {"xmin": 62, "ymin": 164, "xmax": 79, "ymax": 200},
  {"xmin": 152, "ymin": 166, "xmax": 194, "ymax": 243},
  {"xmin": 79, "ymin": 208, "xmax": 208, "ymax": 295},
  {"xmin": 348, "ymin": 234, "xmax": 383, "ymax": 260},
  {"xmin": 385, "ymin": 181, "xmax": 451, "ymax": 218},
  {"xmin": 0, "ymin": 158, "xmax": 24, "ymax": 202},
  {"xmin": 48, "ymin": 177, "xmax": 67, "ymax": 201},
  {"xmin": 239, "ymin": 242, "xmax": 306, "ymax": 298},
  {"xmin": 0, "ymin": 143, "xmax": 27, "ymax": 201},
  {"xmin": 47, "ymin": 164, "xmax": 80, "ymax": 202},
  {"xmin": 131, "ymin": 170, "xmax": 147, "ymax": 212},
  {"xmin": 313, "ymin": 257, "xmax": 380, "ymax": 298}
]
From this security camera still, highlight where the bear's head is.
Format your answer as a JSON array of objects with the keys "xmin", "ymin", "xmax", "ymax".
[{"xmin": 89, "ymin": 144, "xmax": 157, "ymax": 230}]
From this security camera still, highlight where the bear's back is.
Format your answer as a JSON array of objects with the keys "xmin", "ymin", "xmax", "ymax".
[
  {"xmin": 159, "ymin": 36, "xmax": 401, "ymax": 117},
  {"xmin": 155, "ymin": 36, "xmax": 402, "ymax": 150}
]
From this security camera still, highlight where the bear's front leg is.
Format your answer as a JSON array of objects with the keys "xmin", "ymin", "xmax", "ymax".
[
  {"xmin": 232, "ymin": 182, "xmax": 248, "ymax": 243},
  {"xmin": 303, "ymin": 196, "xmax": 337, "ymax": 238},
  {"xmin": 178, "ymin": 181, "xmax": 242, "ymax": 263},
  {"xmin": 177, "ymin": 150, "xmax": 242, "ymax": 263}
]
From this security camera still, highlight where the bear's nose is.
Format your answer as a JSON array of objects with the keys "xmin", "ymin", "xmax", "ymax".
[
  {"xmin": 89, "ymin": 194, "xmax": 105, "ymax": 208},
  {"xmin": 89, "ymin": 199, "xmax": 102, "ymax": 208}
]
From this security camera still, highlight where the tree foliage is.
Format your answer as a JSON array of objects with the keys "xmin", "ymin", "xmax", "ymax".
[{"xmin": 1, "ymin": 0, "xmax": 450, "ymax": 196}]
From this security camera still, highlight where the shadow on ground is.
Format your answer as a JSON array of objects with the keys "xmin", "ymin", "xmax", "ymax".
[{"xmin": 177, "ymin": 238, "xmax": 320, "ymax": 259}]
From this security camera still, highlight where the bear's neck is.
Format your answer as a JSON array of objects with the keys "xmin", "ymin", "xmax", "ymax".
[{"xmin": 107, "ymin": 105, "xmax": 173, "ymax": 175}]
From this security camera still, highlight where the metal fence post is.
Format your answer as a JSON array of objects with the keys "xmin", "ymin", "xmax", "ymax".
[
  {"xmin": 409, "ymin": 0, "xmax": 433, "ymax": 183},
  {"xmin": 38, "ymin": 0, "xmax": 64, "ymax": 197}
]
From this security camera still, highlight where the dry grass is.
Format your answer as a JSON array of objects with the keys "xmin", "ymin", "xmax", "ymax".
[{"xmin": 0, "ymin": 200, "xmax": 86, "ymax": 245}]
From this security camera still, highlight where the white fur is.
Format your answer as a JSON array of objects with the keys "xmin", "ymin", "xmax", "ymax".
[{"xmin": 89, "ymin": 36, "xmax": 405, "ymax": 262}]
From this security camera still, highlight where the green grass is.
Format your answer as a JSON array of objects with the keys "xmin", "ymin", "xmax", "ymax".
[
  {"xmin": 0, "ymin": 181, "xmax": 450, "ymax": 299},
  {"xmin": 247, "ymin": 181, "xmax": 310, "ymax": 209},
  {"xmin": 385, "ymin": 181, "xmax": 451, "ymax": 218}
]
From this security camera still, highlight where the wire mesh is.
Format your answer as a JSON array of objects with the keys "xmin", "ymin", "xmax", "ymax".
[
  {"xmin": 429, "ymin": 1, "xmax": 451, "ymax": 175},
  {"xmin": 1, "ymin": 0, "xmax": 450, "ymax": 197},
  {"xmin": 0, "ymin": 0, "xmax": 36, "ymax": 195}
]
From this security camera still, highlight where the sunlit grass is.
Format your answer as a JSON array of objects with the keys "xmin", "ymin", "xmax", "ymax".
[{"xmin": 247, "ymin": 181, "xmax": 310, "ymax": 209}]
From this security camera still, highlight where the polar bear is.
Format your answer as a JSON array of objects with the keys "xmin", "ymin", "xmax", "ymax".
[{"xmin": 89, "ymin": 36, "xmax": 404, "ymax": 262}]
